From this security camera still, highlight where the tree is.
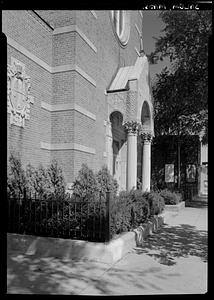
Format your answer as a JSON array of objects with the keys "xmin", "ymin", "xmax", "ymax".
[
  {"xmin": 150, "ymin": 11, "xmax": 211, "ymax": 188},
  {"xmin": 151, "ymin": 11, "xmax": 211, "ymax": 143}
]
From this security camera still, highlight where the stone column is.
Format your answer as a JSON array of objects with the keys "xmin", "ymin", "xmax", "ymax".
[
  {"xmin": 124, "ymin": 121, "xmax": 141, "ymax": 191},
  {"xmin": 141, "ymin": 132, "xmax": 152, "ymax": 192},
  {"xmin": 106, "ymin": 120, "xmax": 113, "ymax": 175}
]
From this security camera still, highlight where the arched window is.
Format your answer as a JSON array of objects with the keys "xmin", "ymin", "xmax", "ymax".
[{"xmin": 111, "ymin": 11, "xmax": 130, "ymax": 46}]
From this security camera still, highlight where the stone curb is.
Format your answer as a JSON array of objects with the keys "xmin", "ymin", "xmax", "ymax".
[
  {"xmin": 7, "ymin": 232, "xmax": 136, "ymax": 264},
  {"xmin": 164, "ymin": 201, "xmax": 185, "ymax": 212},
  {"xmin": 7, "ymin": 211, "xmax": 176, "ymax": 265},
  {"xmin": 133, "ymin": 214, "xmax": 164, "ymax": 247}
]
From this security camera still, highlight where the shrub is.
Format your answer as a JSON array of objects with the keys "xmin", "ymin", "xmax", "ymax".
[
  {"xmin": 25, "ymin": 164, "xmax": 51, "ymax": 199},
  {"xmin": 7, "ymin": 154, "xmax": 67, "ymax": 200},
  {"xmin": 96, "ymin": 165, "xmax": 118, "ymax": 199},
  {"xmin": 110, "ymin": 189, "xmax": 152, "ymax": 237},
  {"xmin": 72, "ymin": 164, "xmax": 99, "ymax": 201},
  {"xmin": 47, "ymin": 160, "xmax": 66, "ymax": 200},
  {"xmin": 7, "ymin": 153, "xmax": 27, "ymax": 197},
  {"xmin": 110, "ymin": 191, "xmax": 133, "ymax": 236},
  {"xmin": 159, "ymin": 189, "xmax": 182, "ymax": 205},
  {"xmin": 147, "ymin": 191, "xmax": 165, "ymax": 215},
  {"xmin": 129, "ymin": 189, "xmax": 150, "ymax": 225}
]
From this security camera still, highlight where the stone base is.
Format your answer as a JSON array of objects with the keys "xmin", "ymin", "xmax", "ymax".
[
  {"xmin": 193, "ymin": 194, "xmax": 208, "ymax": 202},
  {"xmin": 7, "ymin": 232, "xmax": 136, "ymax": 265},
  {"xmin": 164, "ymin": 201, "xmax": 185, "ymax": 212}
]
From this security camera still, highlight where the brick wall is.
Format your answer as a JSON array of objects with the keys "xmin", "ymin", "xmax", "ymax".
[
  {"xmin": 3, "ymin": 10, "xmax": 53, "ymax": 66},
  {"xmin": 5, "ymin": 10, "xmax": 145, "ymax": 184},
  {"xmin": 7, "ymin": 46, "xmax": 52, "ymax": 169}
]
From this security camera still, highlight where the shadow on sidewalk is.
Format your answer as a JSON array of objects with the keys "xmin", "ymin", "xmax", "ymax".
[
  {"xmin": 7, "ymin": 252, "xmax": 182, "ymax": 295},
  {"xmin": 7, "ymin": 254, "xmax": 117, "ymax": 295},
  {"xmin": 134, "ymin": 224, "xmax": 207, "ymax": 266}
]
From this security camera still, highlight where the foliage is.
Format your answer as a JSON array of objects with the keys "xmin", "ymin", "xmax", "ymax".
[
  {"xmin": 72, "ymin": 164, "xmax": 99, "ymax": 201},
  {"xmin": 7, "ymin": 154, "xmax": 66, "ymax": 200},
  {"xmin": 96, "ymin": 165, "xmax": 118, "ymax": 199},
  {"xmin": 7, "ymin": 156, "xmax": 169, "ymax": 241},
  {"xmin": 159, "ymin": 189, "xmax": 182, "ymax": 205},
  {"xmin": 144, "ymin": 191, "xmax": 165, "ymax": 215},
  {"xmin": 110, "ymin": 189, "xmax": 165, "ymax": 237},
  {"xmin": 46, "ymin": 160, "xmax": 66, "ymax": 200},
  {"xmin": 7, "ymin": 153, "xmax": 28, "ymax": 197},
  {"xmin": 151, "ymin": 11, "xmax": 211, "ymax": 143},
  {"xmin": 110, "ymin": 191, "xmax": 133, "ymax": 236}
]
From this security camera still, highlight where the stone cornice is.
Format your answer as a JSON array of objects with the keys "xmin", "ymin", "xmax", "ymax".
[
  {"xmin": 40, "ymin": 142, "xmax": 96, "ymax": 154},
  {"xmin": 53, "ymin": 25, "xmax": 97, "ymax": 53},
  {"xmin": 41, "ymin": 102, "xmax": 96, "ymax": 121},
  {"xmin": 6, "ymin": 36, "xmax": 96, "ymax": 86}
]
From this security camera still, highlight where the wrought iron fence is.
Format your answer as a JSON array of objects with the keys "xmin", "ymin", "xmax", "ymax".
[{"xmin": 7, "ymin": 192, "xmax": 111, "ymax": 243}]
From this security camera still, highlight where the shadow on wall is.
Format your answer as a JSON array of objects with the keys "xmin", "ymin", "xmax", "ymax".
[{"xmin": 134, "ymin": 224, "xmax": 207, "ymax": 266}]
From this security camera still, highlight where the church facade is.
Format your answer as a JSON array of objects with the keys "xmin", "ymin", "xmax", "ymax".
[{"xmin": 4, "ymin": 10, "xmax": 154, "ymax": 192}]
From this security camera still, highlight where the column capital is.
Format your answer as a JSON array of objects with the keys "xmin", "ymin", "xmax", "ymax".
[
  {"xmin": 140, "ymin": 131, "xmax": 153, "ymax": 143},
  {"xmin": 124, "ymin": 121, "xmax": 141, "ymax": 135}
]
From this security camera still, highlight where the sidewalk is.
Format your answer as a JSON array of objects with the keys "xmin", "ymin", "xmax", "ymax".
[{"xmin": 7, "ymin": 204, "xmax": 208, "ymax": 295}]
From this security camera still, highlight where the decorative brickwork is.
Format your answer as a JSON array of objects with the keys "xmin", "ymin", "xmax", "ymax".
[{"xmin": 7, "ymin": 57, "xmax": 34, "ymax": 127}]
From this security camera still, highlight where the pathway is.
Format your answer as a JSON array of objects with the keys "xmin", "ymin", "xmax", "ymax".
[{"xmin": 7, "ymin": 203, "xmax": 208, "ymax": 295}]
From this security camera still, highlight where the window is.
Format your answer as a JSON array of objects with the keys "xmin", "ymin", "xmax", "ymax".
[{"xmin": 111, "ymin": 11, "xmax": 130, "ymax": 46}]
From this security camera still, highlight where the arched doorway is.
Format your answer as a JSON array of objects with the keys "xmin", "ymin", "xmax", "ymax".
[{"xmin": 109, "ymin": 111, "xmax": 126, "ymax": 191}]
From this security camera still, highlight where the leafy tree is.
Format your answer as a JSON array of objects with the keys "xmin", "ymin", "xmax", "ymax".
[
  {"xmin": 151, "ymin": 11, "xmax": 211, "ymax": 143},
  {"xmin": 149, "ymin": 11, "xmax": 211, "ymax": 188}
]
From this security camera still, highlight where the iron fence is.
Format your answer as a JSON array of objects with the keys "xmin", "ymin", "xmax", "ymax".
[{"xmin": 7, "ymin": 192, "xmax": 111, "ymax": 243}]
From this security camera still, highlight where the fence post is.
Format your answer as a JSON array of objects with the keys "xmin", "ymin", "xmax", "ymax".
[{"xmin": 105, "ymin": 191, "xmax": 111, "ymax": 243}]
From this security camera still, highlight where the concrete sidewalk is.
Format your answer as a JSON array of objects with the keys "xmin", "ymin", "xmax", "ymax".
[{"xmin": 7, "ymin": 205, "xmax": 208, "ymax": 295}]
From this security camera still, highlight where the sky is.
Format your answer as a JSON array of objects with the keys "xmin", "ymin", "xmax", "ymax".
[{"xmin": 141, "ymin": 11, "xmax": 170, "ymax": 80}]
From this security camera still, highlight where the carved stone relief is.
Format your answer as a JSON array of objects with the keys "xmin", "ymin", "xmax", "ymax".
[{"xmin": 7, "ymin": 57, "xmax": 34, "ymax": 127}]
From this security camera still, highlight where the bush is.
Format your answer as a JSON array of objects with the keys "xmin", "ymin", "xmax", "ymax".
[
  {"xmin": 110, "ymin": 189, "xmax": 152, "ymax": 237},
  {"xmin": 72, "ymin": 164, "xmax": 99, "ymax": 201},
  {"xmin": 47, "ymin": 160, "xmax": 66, "ymax": 200},
  {"xmin": 7, "ymin": 154, "xmax": 67, "ymax": 200},
  {"xmin": 109, "ymin": 188, "xmax": 166, "ymax": 238},
  {"xmin": 7, "ymin": 153, "xmax": 28, "ymax": 197},
  {"xmin": 110, "ymin": 191, "xmax": 133, "ymax": 236},
  {"xmin": 159, "ymin": 189, "xmax": 182, "ymax": 205},
  {"xmin": 144, "ymin": 191, "xmax": 165, "ymax": 216},
  {"xmin": 96, "ymin": 165, "xmax": 118, "ymax": 199}
]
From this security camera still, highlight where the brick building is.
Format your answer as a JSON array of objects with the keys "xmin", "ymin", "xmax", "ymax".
[{"xmin": 4, "ymin": 10, "xmax": 154, "ymax": 192}]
